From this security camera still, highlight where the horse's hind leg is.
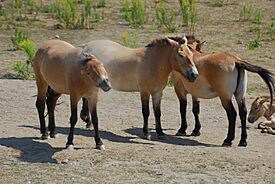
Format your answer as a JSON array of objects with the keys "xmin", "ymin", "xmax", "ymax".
[
  {"xmin": 46, "ymin": 87, "xmax": 61, "ymax": 138},
  {"xmin": 191, "ymin": 97, "xmax": 201, "ymax": 136},
  {"xmin": 221, "ymin": 99, "xmax": 237, "ymax": 146},
  {"xmin": 35, "ymin": 77, "xmax": 48, "ymax": 139},
  {"xmin": 80, "ymin": 98, "xmax": 91, "ymax": 128},
  {"xmin": 141, "ymin": 92, "xmax": 151, "ymax": 140},
  {"xmin": 236, "ymin": 98, "xmax": 247, "ymax": 146},
  {"xmin": 152, "ymin": 91, "xmax": 165, "ymax": 137}
]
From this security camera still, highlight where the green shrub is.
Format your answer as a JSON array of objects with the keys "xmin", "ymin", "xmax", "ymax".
[
  {"xmin": 155, "ymin": 0, "xmax": 177, "ymax": 33},
  {"xmin": 97, "ymin": 0, "xmax": 106, "ymax": 8},
  {"xmin": 239, "ymin": 3, "xmax": 254, "ymax": 21},
  {"xmin": 248, "ymin": 40, "xmax": 261, "ymax": 50},
  {"xmin": 11, "ymin": 60, "xmax": 31, "ymax": 79},
  {"xmin": 119, "ymin": 31, "xmax": 139, "ymax": 48},
  {"xmin": 268, "ymin": 22, "xmax": 275, "ymax": 40},
  {"xmin": 122, "ymin": 0, "xmax": 145, "ymax": 28},
  {"xmin": 248, "ymin": 12, "xmax": 264, "ymax": 49},
  {"xmin": 18, "ymin": 40, "xmax": 36, "ymax": 66},
  {"xmin": 11, "ymin": 27, "xmax": 29, "ymax": 49}
]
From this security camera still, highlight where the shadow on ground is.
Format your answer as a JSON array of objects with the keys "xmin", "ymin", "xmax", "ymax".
[
  {"xmin": 21, "ymin": 125, "xmax": 154, "ymax": 146},
  {"xmin": 124, "ymin": 127, "xmax": 220, "ymax": 147},
  {"xmin": 0, "ymin": 137, "xmax": 62, "ymax": 163}
]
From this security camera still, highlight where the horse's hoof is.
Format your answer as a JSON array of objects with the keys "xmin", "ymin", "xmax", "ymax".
[
  {"xmin": 238, "ymin": 140, "xmax": 247, "ymax": 147},
  {"xmin": 86, "ymin": 122, "xmax": 92, "ymax": 129},
  {"xmin": 66, "ymin": 144, "xmax": 74, "ymax": 150},
  {"xmin": 142, "ymin": 134, "xmax": 151, "ymax": 140},
  {"xmin": 50, "ymin": 133, "xmax": 58, "ymax": 138},
  {"xmin": 80, "ymin": 112, "xmax": 90, "ymax": 123},
  {"xmin": 41, "ymin": 134, "xmax": 49, "ymax": 140},
  {"xmin": 96, "ymin": 144, "xmax": 105, "ymax": 150},
  {"xmin": 190, "ymin": 131, "xmax": 201, "ymax": 136},
  {"xmin": 222, "ymin": 141, "xmax": 232, "ymax": 147},
  {"xmin": 175, "ymin": 131, "xmax": 186, "ymax": 136}
]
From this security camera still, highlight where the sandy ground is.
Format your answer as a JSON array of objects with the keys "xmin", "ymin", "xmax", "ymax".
[
  {"xmin": 0, "ymin": 79, "xmax": 275, "ymax": 184},
  {"xmin": 0, "ymin": 0, "xmax": 275, "ymax": 183}
]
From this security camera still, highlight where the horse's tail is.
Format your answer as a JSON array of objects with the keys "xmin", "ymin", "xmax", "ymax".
[{"xmin": 235, "ymin": 60, "xmax": 275, "ymax": 111}]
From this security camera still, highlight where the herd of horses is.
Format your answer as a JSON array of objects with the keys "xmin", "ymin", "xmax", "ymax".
[{"xmin": 33, "ymin": 35, "xmax": 275, "ymax": 150}]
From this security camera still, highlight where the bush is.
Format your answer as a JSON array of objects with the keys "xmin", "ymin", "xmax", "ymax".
[
  {"xmin": 122, "ymin": 0, "xmax": 145, "ymax": 28},
  {"xmin": 178, "ymin": 0, "xmax": 197, "ymax": 35},
  {"xmin": 97, "ymin": 0, "xmax": 106, "ymax": 8},
  {"xmin": 11, "ymin": 60, "xmax": 31, "ymax": 80},
  {"xmin": 11, "ymin": 27, "xmax": 29, "ymax": 49},
  {"xmin": 18, "ymin": 39, "xmax": 36, "ymax": 66},
  {"xmin": 155, "ymin": 0, "xmax": 177, "ymax": 33}
]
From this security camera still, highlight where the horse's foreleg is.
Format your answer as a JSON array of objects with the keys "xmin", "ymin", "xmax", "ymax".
[
  {"xmin": 66, "ymin": 96, "xmax": 79, "ymax": 149},
  {"xmin": 152, "ymin": 91, "xmax": 165, "ymax": 137},
  {"xmin": 80, "ymin": 98, "xmax": 91, "ymax": 127},
  {"xmin": 191, "ymin": 97, "xmax": 201, "ymax": 136},
  {"xmin": 141, "ymin": 92, "xmax": 150, "ymax": 140},
  {"xmin": 176, "ymin": 98, "xmax": 187, "ymax": 136},
  {"xmin": 46, "ymin": 88, "xmax": 61, "ymax": 138},
  {"xmin": 88, "ymin": 96, "xmax": 104, "ymax": 150},
  {"xmin": 237, "ymin": 98, "xmax": 248, "ymax": 147},
  {"xmin": 221, "ymin": 99, "xmax": 237, "ymax": 146}
]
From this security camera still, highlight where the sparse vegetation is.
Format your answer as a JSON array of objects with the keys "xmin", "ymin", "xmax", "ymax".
[
  {"xmin": 97, "ymin": 0, "xmax": 106, "ymax": 8},
  {"xmin": 122, "ymin": 0, "xmax": 145, "ymax": 28},
  {"xmin": 268, "ymin": 22, "xmax": 275, "ymax": 41},
  {"xmin": 155, "ymin": 0, "xmax": 177, "ymax": 33},
  {"xmin": 11, "ymin": 27, "xmax": 29, "ymax": 50},
  {"xmin": 239, "ymin": 3, "xmax": 254, "ymax": 21},
  {"xmin": 248, "ymin": 12, "xmax": 263, "ymax": 49},
  {"xmin": 178, "ymin": 0, "xmax": 197, "ymax": 35},
  {"xmin": 119, "ymin": 31, "xmax": 139, "ymax": 48}
]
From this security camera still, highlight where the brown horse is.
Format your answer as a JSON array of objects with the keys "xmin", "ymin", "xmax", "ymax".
[
  {"xmin": 34, "ymin": 40, "xmax": 111, "ymax": 149},
  {"xmin": 170, "ymin": 36, "xmax": 274, "ymax": 146},
  {"xmin": 248, "ymin": 96, "xmax": 275, "ymax": 134},
  {"xmin": 80, "ymin": 36, "xmax": 198, "ymax": 139}
]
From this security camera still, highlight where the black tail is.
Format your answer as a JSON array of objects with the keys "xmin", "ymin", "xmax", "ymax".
[{"xmin": 236, "ymin": 60, "xmax": 275, "ymax": 110}]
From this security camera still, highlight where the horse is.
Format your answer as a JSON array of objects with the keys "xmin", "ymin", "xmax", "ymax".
[
  {"xmin": 34, "ymin": 40, "xmax": 111, "ymax": 150},
  {"xmin": 248, "ymin": 96, "xmax": 275, "ymax": 134},
  {"xmin": 170, "ymin": 36, "xmax": 274, "ymax": 146},
  {"xmin": 80, "ymin": 36, "xmax": 198, "ymax": 139}
]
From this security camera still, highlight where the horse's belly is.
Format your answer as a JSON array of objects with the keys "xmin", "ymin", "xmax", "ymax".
[
  {"xmin": 110, "ymin": 79, "xmax": 139, "ymax": 92},
  {"xmin": 184, "ymin": 81, "xmax": 218, "ymax": 99}
]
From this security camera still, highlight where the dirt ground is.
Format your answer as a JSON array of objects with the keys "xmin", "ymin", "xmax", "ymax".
[{"xmin": 0, "ymin": 0, "xmax": 275, "ymax": 183}]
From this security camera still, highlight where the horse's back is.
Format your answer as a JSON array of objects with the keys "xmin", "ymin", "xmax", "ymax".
[{"xmin": 83, "ymin": 40, "xmax": 141, "ymax": 91}]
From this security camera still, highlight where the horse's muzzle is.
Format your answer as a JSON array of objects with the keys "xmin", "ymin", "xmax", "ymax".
[
  {"xmin": 187, "ymin": 67, "xmax": 199, "ymax": 82},
  {"xmin": 248, "ymin": 116, "xmax": 255, "ymax": 123},
  {"xmin": 98, "ymin": 77, "xmax": 111, "ymax": 92}
]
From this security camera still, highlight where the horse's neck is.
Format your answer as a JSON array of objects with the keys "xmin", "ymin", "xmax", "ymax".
[
  {"xmin": 144, "ymin": 46, "xmax": 172, "ymax": 76},
  {"xmin": 263, "ymin": 101, "xmax": 275, "ymax": 120}
]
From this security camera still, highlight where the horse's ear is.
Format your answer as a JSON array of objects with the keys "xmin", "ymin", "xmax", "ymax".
[
  {"xmin": 196, "ymin": 41, "xmax": 205, "ymax": 52},
  {"xmin": 81, "ymin": 52, "xmax": 95, "ymax": 65}
]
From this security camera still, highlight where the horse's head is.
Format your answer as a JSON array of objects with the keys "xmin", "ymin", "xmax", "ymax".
[
  {"xmin": 248, "ymin": 96, "xmax": 268, "ymax": 123},
  {"xmin": 168, "ymin": 37, "xmax": 198, "ymax": 82},
  {"xmin": 80, "ymin": 52, "xmax": 111, "ymax": 92}
]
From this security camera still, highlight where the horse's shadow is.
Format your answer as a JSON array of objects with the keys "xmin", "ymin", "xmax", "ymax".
[
  {"xmin": 124, "ymin": 127, "xmax": 219, "ymax": 147},
  {"xmin": 0, "ymin": 137, "xmax": 62, "ymax": 163},
  {"xmin": 21, "ymin": 125, "xmax": 154, "ymax": 146}
]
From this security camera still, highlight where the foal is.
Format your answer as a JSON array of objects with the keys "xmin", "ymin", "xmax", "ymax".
[
  {"xmin": 170, "ymin": 37, "xmax": 274, "ymax": 146},
  {"xmin": 80, "ymin": 36, "xmax": 198, "ymax": 139},
  {"xmin": 34, "ymin": 40, "xmax": 111, "ymax": 149}
]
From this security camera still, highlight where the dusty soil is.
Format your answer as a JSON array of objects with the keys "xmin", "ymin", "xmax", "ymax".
[{"xmin": 0, "ymin": 0, "xmax": 275, "ymax": 183}]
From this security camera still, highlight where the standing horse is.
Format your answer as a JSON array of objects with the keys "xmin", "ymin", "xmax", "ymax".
[
  {"xmin": 34, "ymin": 40, "xmax": 111, "ymax": 149},
  {"xmin": 170, "ymin": 37, "xmax": 274, "ymax": 146},
  {"xmin": 80, "ymin": 37, "xmax": 198, "ymax": 139}
]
